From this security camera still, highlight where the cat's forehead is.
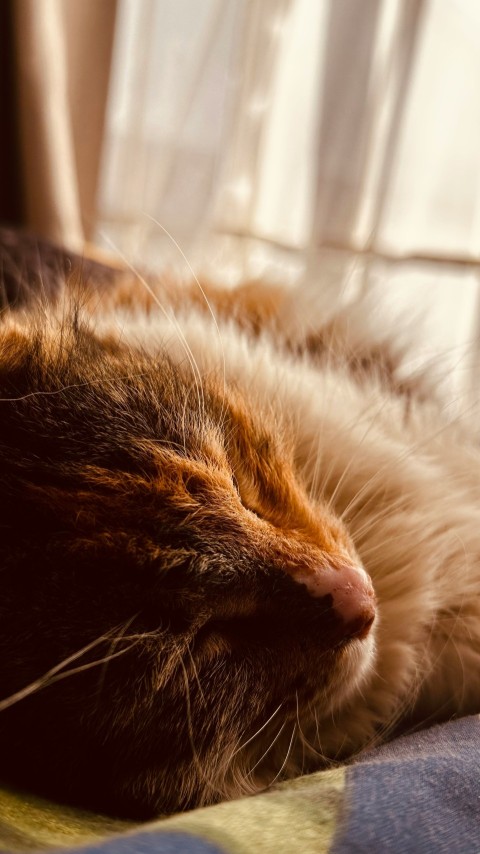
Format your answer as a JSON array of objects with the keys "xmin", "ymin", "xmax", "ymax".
[{"xmin": 0, "ymin": 317, "xmax": 278, "ymax": 472}]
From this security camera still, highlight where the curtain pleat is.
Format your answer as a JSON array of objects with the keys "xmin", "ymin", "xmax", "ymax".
[{"xmin": 13, "ymin": 0, "xmax": 117, "ymax": 248}]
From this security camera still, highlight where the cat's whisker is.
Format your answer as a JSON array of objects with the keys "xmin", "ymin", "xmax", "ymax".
[
  {"xmin": 311, "ymin": 333, "xmax": 480, "ymax": 515},
  {"xmin": 172, "ymin": 639, "xmax": 231, "ymax": 804},
  {"xmin": 0, "ymin": 366, "xmax": 164, "ymax": 404},
  {"xmin": 327, "ymin": 395, "xmax": 394, "ymax": 514},
  {"xmin": 356, "ymin": 582, "xmax": 472, "ymax": 754},
  {"xmin": 94, "ymin": 614, "xmax": 140, "ymax": 701},
  {"xmin": 244, "ymin": 719, "xmax": 287, "ymax": 781},
  {"xmin": 312, "ymin": 704, "xmax": 321, "ymax": 749},
  {"xmin": 41, "ymin": 643, "xmax": 140, "ymax": 688},
  {"xmin": 338, "ymin": 397, "xmax": 480, "ymax": 523},
  {"xmin": 98, "ymin": 230, "xmax": 207, "ymax": 420},
  {"xmin": 144, "ymin": 214, "xmax": 228, "ymax": 427},
  {"xmin": 348, "ymin": 495, "xmax": 409, "ymax": 543},
  {"xmin": 173, "ymin": 641, "xmax": 209, "ymax": 786},
  {"xmin": 398, "ymin": 334, "xmax": 480, "ymax": 391},
  {"xmin": 0, "ymin": 631, "xmax": 136, "ymax": 713},
  {"xmin": 293, "ymin": 691, "xmax": 328, "ymax": 770},
  {"xmin": 184, "ymin": 639, "xmax": 207, "ymax": 710},
  {"xmin": 4, "ymin": 224, "xmax": 480, "ymax": 818},
  {"xmin": 265, "ymin": 723, "xmax": 297, "ymax": 789},
  {"xmin": 229, "ymin": 701, "xmax": 285, "ymax": 761},
  {"xmin": 308, "ymin": 382, "xmax": 402, "ymax": 506}
]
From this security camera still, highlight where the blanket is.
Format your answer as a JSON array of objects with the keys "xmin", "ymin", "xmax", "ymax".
[{"xmin": 1, "ymin": 716, "xmax": 478, "ymax": 854}]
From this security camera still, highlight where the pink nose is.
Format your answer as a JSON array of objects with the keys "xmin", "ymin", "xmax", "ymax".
[{"xmin": 294, "ymin": 560, "xmax": 376, "ymax": 639}]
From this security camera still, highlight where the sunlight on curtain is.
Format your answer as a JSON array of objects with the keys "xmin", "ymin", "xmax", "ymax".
[
  {"xmin": 98, "ymin": 0, "xmax": 243, "ymax": 255},
  {"xmin": 14, "ymin": 0, "xmax": 116, "ymax": 245},
  {"xmin": 96, "ymin": 0, "xmax": 480, "ymax": 399}
]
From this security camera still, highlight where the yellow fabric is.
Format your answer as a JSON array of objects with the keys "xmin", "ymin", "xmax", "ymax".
[{"xmin": 0, "ymin": 768, "xmax": 345, "ymax": 853}]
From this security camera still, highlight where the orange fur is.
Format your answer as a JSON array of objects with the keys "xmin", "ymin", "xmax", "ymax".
[{"xmin": 1, "ymin": 228, "xmax": 480, "ymax": 819}]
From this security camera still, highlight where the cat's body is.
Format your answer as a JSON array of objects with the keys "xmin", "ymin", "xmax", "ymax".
[{"xmin": 1, "ymin": 228, "xmax": 480, "ymax": 818}]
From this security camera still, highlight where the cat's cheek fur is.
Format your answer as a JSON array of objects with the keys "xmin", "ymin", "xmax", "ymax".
[
  {"xmin": 2, "ymin": 235, "xmax": 480, "ymax": 817},
  {"xmin": 97, "ymin": 298, "xmax": 480, "ymax": 756},
  {"xmin": 0, "ymin": 315, "xmax": 380, "ymax": 816}
]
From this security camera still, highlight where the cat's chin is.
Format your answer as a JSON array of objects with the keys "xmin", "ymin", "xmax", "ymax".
[
  {"xmin": 328, "ymin": 627, "xmax": 377, "ymax": 712},
  {"xmin": 213, "ymin": 630, "xmax": 378, "ymax": 806}
]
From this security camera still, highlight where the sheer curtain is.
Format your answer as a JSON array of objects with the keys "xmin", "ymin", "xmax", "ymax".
[{"xmin": 96, "ymin": 0, "xmax": 480, "ymax": 396}]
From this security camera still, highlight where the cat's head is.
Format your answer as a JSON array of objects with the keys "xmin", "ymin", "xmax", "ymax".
[{"xmin": 0, "ymin": 317, "xmax": 375, "ymax": 817}]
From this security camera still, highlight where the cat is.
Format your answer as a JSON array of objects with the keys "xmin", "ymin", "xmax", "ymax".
[{"xmin": 1, "ymin": 226, "xmax": 480, "ymax": 820}]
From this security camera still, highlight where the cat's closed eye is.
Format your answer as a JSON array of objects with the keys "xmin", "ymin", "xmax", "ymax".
[{"xmin": 1, "ymin": 232, "xmax": 479, "ymax": 821}]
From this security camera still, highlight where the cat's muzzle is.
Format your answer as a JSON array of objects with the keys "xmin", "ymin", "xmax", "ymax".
[{"xmin": 293, "ymin": 560, "xmax": 376, "ymax": 641}]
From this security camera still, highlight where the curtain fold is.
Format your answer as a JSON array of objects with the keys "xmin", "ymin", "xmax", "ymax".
[{"xmin": 13, "ymin": 0, "xmax": 117, "ymax": 248}]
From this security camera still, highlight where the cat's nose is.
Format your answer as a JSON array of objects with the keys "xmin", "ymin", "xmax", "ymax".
[{"xmin": 294, "ymin": 560, "xmax": 376, "ymax": 640}]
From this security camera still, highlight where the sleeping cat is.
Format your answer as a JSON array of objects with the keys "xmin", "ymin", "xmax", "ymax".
[{"xmin": 1, "ymin": 226, "xmax": 480, "ymax": 819}]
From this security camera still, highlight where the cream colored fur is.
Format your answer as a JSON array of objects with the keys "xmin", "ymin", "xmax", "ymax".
[{"xmin": 92, "ymin": 281, "xmax": 480, "ymax": 763}]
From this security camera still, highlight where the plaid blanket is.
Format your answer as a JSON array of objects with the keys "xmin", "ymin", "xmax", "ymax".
[{"xmin": 0, "ymin": 715, "xmax": 478, "ymax": 854}]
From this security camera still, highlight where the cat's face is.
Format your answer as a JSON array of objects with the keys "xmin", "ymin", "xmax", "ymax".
[{"xmin": 0, "ymin": 320, "xmax": 375, "ymax": 817}]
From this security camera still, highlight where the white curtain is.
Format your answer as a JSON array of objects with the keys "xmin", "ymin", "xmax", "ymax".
[{"xmin": 96, "ymin": 0, "xmax": 480, "ymax": 397}]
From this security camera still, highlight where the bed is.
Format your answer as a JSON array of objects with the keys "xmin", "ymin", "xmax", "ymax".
[{"xmin": 1, "ymin": 716, "xmax": 478, "ymax": 853}]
